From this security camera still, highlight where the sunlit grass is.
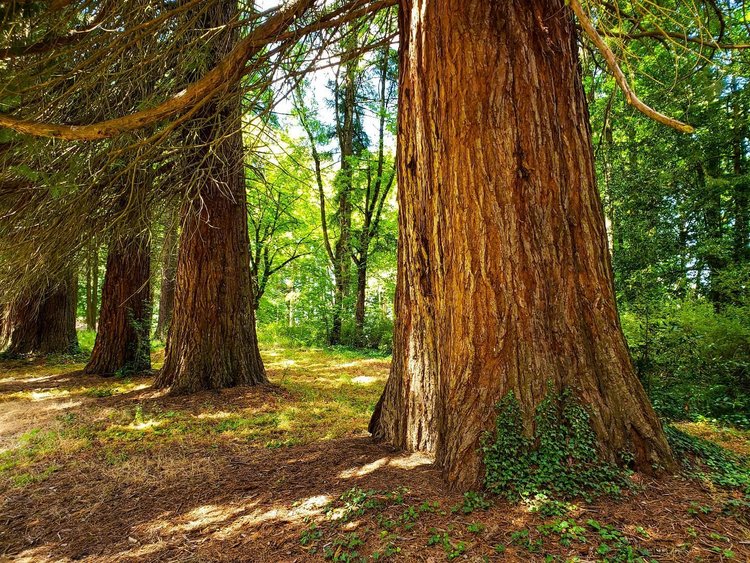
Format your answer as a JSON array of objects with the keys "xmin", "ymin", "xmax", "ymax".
[
  {"xmin": 673, "ymin": 420, "xmax": 750, "ymax": 457},
  {"xmin": 0, "ymin": 340, "xmax": 390, "ymax": 487},
  {"xmin": 4, "ymin": 336, "xmax": 750, "ymax": 507}
]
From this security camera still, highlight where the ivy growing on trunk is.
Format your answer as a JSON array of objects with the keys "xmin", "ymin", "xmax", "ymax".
[{"xmin": 481, "ymin": 389, "xmax": 631, "ymax": 502}]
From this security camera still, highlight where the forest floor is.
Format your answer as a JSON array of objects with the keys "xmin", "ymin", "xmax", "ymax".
[{"xmin": 0, "ymin": 344, "xmax": 749, "ymax": 562}]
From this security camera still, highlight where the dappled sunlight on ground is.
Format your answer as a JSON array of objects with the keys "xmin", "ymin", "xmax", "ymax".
[
  {"xmin": 675, "ymin": 420, "xmax": 750, "ymax": 457},
  {"xmin": 1, "ymin": 345, "xmax": 750, "ymax": 561},
  {"xmin": 338, "ymin": 452, "xmax": 433, "ymax": 479}
]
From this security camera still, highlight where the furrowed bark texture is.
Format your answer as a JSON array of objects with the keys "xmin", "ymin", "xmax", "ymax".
[
  {"xmin": 4, "ymin": 272, "xmax": 78, "ymax": 355},
  {"xmin": 370, "ymin": 0, "xmax": 675, "ymax": 490},
  {"xmin": 155, "ymin": 0, "xmax": 266, "ymax": 394},
  {"xmin": 84, "ymin": 233, "xmax": 151, "ymax": 376}
]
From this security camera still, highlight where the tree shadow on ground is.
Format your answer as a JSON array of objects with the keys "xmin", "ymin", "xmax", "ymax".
[
  {"xmin": 2, "ymin": 357, "xmax": 750, "ymax": 562},
  {"xmin": 0, "ymin": 437, "xmax": 444, "ymax": 562}
]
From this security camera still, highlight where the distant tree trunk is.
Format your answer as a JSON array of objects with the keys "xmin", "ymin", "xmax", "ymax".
[
  {"xmin": 4, "ymin": 272, "xmax": 78, "ymax": 356},
  {"xmin": 354, "ymin": 250, "xmax": 368, "ymax": 345},
  {"xmin": 154, "ymin": 210, "xmax": 178, "ymax": 341},
  {"xmin": 84, "ymin": 232, "xmax": 151, "ymax": 376},
  {"xmin": 677, "ymin": 211, "xmax": 689, "ymax": 298},
  {"xmin": 697, "ymin": 161, "xmax": 727, "ymax": 309},
  {"xmin": 734, "ymin": 181, "xmax": 749, "ymax": 265},
  {"xmin": 330, "ymin": 64, "xmax": 357, "ymax": 345},
  {"xmin": 353, "ymin": 44, "xmax": 395, "ymax": 348},
  {"xmin": 85, "ymin": 239, "xmax": 99, "ymax": 331},
  {"xmin": 732, "ymin": 91, "xmax": 749, "ymax": 265},
  {"xmin": 370, "ymin": 0, "xmax": 675, "ymax": 490},
  {"xmin": 155, "ymin": 0, "xmax": 265, "ymax": 394}
]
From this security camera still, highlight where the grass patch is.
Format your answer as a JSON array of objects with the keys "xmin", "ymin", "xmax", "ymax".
[{"xmin": 666, "ymin": 424, "xmax": 750, "ymax": 492}]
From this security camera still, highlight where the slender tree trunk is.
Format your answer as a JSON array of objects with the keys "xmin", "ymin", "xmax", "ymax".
[
  {"xmin": 155, "ymin": 0, "xmax": 265, "ymax": 394},
  {"xmin": 330, "ymin": 60, "xmax": 357, "ymax": 346},
  {"xmin": 732, "ymin": 93, "xmax": 748, "ymax": 265},
  {"xmin": 0, "ymin": 303, "xmax": 7, "ymax": 349},
  {"xmin": 84, "ymin": 232, "xmax": 151, "ymax": 376},
  {"xmin": 154, "ymin": 210, "xmax": 178, "ymax": 341},
  {"xmin": 4, "ymin": 272, "xmax": 78, "ymax": 356},
  {"xmin": 354, "ymin": 251, "xmax": 368, "ymax": 345},
  {"xmin": 370, "ymin": 0, "xmax": 674, "ymax": 490},
  {"xmin": 354, "ymin": 46, "xmax": 394, "ymax": 348},
  {"xmin": 677, "ymin": 212, "xmax": 689, "ymax": 298},
  {"xmin": 698, "ymin": 161, "xmax": 726, "ymax": 309},
  {"xmin": 735, "ymin": 181, "xmax": 749, "ymax": 265},
  {"xmin": 85, "ymin": 239, "xmax": 99, "ymax": 331}
]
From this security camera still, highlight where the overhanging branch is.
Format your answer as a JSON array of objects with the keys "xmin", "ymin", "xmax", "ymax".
[
  {"xmin": 571, "ymin": 0, "xmax": 695, "ymax": 134},
  {"xmin": 0, "ymin": 0, "xmax": 314, "ymax": 140}
]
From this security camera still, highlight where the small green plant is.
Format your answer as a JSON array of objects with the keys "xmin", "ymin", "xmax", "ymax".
[
  {"xmin": 723, "ymin": 497, "xmax": 750, "ymax": 519},
  {"xmin": 687, "ymin": 501, "xmax": 713, "ymax": 516},
  {"xmin": 376, "ymin": 514, "xmax": 396, "ymax": 530},
  {"xmin": 586, "ymin": 519, "xmax": 652, "ymax": 562},
  {"xmin": 419, "ymin": 500, "xmax": 440, "ymax": 513},
  {"xmin": 451, "ymin": 491, "xmax": 492, "ymax": 514},
  {"xmin": 709, "ymin": 546, "xmax": 735, "ymax": 559},
  {"xmin": 467, "ymin": 521, "xmax": 485, "ymax": 534},
  {"xmin": 323, "ymin": 532, "xmax": 364, "ymax": 562},
  {"xmin": 328, "ymin": 487, "xmax": 410, "ymax": 524},
  {"xmin": 481, "ymin": 389, "xmax": 630, "ymax": 501},
  {"xmin": 300, "ymin": 523, "xmax": 322, "ymax": 546},
  {"xmin": 510, "ymin": 528, "xmax": 543, "ymax": 553},
  {"xmin": 666, "ymin": 425, "xmax": 750, "ymax": 493},
  {"xmin": 399, "ymin": 505, "xmax": 419, "ymax": 525},
  {"xmin": 371, "ymin": 541, "xmax": 400, "ymax": 560},
  {"xmin": 333, "ymin": 487, "xmax": 383, "ymax": 521},
  {"xmin": 538, "ymin": 519, "xmax": 587, "ymax": 547},
  {"xmin": 427, "ymin": 529, "xmax": 467, "ymax": 560}
]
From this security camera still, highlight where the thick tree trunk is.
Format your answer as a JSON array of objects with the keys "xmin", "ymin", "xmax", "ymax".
[
  {"xmin": 370, "ymin": 0, "xmax": 675, "ymax": 490},
  {"xmin": 4, "ymin": 272, "xmax": 78, "ymax": 356},
  {"xmin": 154, "ymin": 211, "xmax": 178, "ymax": 341},
  {"xmin": 84, "ymin": 233, "xmax": 151, "ymax": 376},
  {"xmin": 154, "ymin": 0, "xmax": 265, "ymax": 394}
]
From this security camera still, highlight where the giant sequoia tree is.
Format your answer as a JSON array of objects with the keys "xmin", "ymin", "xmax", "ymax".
[
  {"xmin": 3, "ymin": 272, "xmax": 78, "ymax": 356},
  {"xmin": 84, "ymin": 229, "xmax": 151, "ymax": 376},
  {"xmin": 154, "ymin": 0, "xmax": 266, "ymax": 393},
  {"xmin": 1, "ymin": 0, "xmax": 744, "ymax": 486},
  {"xmin": 370, "ymin": 0, "xmax": 677, "ymax": 489}
]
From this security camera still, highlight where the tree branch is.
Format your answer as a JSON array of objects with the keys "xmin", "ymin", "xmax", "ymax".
[
  {"xmin": 0, "ymin": 0, "xmax": 314, "ymax": 140},
  {"xmin": 571, "ymin": 0, "xmax": 695, "ymax": 134}
]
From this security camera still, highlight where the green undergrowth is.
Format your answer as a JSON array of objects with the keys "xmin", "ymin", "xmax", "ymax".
[
  {"xmin": 481, "ymin": 389, "xmax": 630, "ymax": 503},
  {"xmin": 665, "ymin": 424, "xmax": 750, "ymax": 515},
  {"xmin": 0, "ymin": 425, "xmax": 92, "ymax": 487},
  {"xmin": 300, "ymin": 486, "xmax": 699, "ymax": 561}
]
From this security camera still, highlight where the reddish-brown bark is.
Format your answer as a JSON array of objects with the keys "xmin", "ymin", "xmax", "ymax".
[
  {"xmin": 371, "ymin": 0, "xmax": 675, "ymax": 490},
  {"xmin": 4, "ymin": 272, "xmax": 78, "ymax": 356},
  {"xmin": 154, "ymin": 0, "xmax": 265, "ymax": 394},
  {"xmin": 84, "ymin": 233, "xmax": 151, "ymax": 376}
]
